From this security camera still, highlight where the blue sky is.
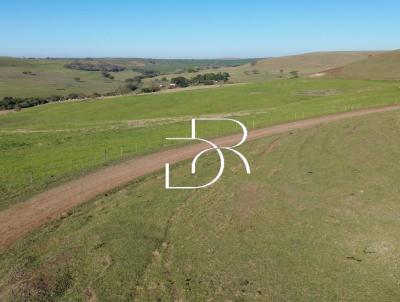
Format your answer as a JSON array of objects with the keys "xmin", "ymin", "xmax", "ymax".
[{"xmin": 1, "ymin": 0, "xmax": 399, "ymax": 58}]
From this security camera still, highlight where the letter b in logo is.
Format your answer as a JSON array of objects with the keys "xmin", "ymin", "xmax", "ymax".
[{"xmin": 165, "ymin": 118, "xmax": 251, "ymax": 189}]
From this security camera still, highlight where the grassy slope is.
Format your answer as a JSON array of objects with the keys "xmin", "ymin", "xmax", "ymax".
[
  {"xmin": 1, "ymin": 78, "xmax": 400, "ymax": 209},
  {"xmin": 0, "ymin": 58, "xmax": 129, "ymax": 98},
  {"xmin": 0, "ymin": 57, "xmax": 257, "ymax": 98},
  {"xmin": 148, "ymin": 51, "xmax": 381, "ymax": 84},
  {"xmin": 249, "ymin": 51, "xmax": 381, "ymax": 74},
  {"xmin": 327, "ymin": 50, "xmax": 400, "ymax": 80},
  {"xmin": 2, "ymin": 110, "xmax": 400, "ymax": 301}
]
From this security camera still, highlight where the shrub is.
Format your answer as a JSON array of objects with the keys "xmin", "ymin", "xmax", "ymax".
[
  {"xmin": 102, "ymin": 71, "xmax": 114, "ymax": 80},
  {"xmin": 141, "ymin": 85, "xmax": 160, "ymax": 93},
  {"xmin": 171, "ymin": 76, "xmax": 191, "ymax": 87},
  {"xmin": 289, "ymin": 70, "xmax": 299, "ymax": 78}
]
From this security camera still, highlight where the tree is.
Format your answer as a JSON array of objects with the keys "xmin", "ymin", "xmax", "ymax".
[
  {"xmin": 190, "ymin": 72, "xmax": 230, "ymax": 85},
  {"xmin": 171, "ymin": 76, "xmax": 191, "ymax": 88},
  {"xmin": 289, "ymin": 70, "xmax": 299, "ymax": 78}
]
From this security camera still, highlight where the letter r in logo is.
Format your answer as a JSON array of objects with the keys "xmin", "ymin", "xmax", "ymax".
[{"xmin": 165, "ymin": 118, "xmax": 251, "ymax": 189}]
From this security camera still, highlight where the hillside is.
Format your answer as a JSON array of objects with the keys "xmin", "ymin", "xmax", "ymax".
[
  {"xmin": 0, "ymin": 57, "xmax": 257, "ymax": 99},
  {"xmin": 324, "ymin": 50, "xmax": 400, "ymax": 80},
  {"xmin": 2, "ymin": 109, "xmax": 400, "ymax": 301},
  {"xmin": 149, "ymin": 51, "xmax": 383, "ymax": 84},
  {"xmin": 0, "ymin": 78, "xmax": 399, "ymax": 209},
  {"xmin": 243, "ymin": 51, "xmax": 382, "ymax": 75}
]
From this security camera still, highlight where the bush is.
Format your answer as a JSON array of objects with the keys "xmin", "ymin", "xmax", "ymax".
[
  {"xmin": 102, "ymin": 71, "xmax": 114, "ymax": 80},
  {"xmin": 171, "ymin": 76, "xmax": 191, "ymax": 88},
  {"xmin": 126, "ymin": 83, "xmax": 138, "ymax": 91},
  {"xmin": 131, "ymin": 68, "xmax": 159, "ymax": 78},
  {"xmin": 116, "ymin": 83, "xmax": 139, "ymax": 94},
  {"xmin": 0, "ymin": 96, "xmax": 50, "ymax": 110},
  {"xmin": 203, "ymin": 80, "xmax": 215, "ymax": 85},
  {"xmin": 289, "ymin": 70, "xmax": 299, "ymax": 78},
  {"xmin": 186, "ymin": 67, "xmax": 200, "ymax": 73},
  {"xmin": 91, "ymin": 92, "xmax": 102, "ymax": 98},
  {"xmin": 141, "ymin": 85, "xmax": 160, "ymax": 93}
]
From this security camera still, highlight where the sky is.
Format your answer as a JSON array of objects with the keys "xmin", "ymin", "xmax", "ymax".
[{"xmin": 0, "ymin": 0, "xmax": 399, "ymax": 58}]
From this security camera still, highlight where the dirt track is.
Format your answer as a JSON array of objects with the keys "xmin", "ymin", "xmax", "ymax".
[{"xmin": 1, "ymin": 104, "xmax": 400, "ymax": 252}]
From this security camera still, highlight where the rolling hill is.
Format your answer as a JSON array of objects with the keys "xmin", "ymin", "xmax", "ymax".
[
  {"xmin": 0, "ymin": 57, "xmax": 257, "ymax": 99},
  {"xmin": 235, "ymin": 51, "xmax": 383, "ymax": 77},
  {"xmin": 324, "ymin": 50, "xmax": 400, "ymax": 80},
  {"xmin": 1, "ymin": 78, "xmax": 398, "ymax": 209},
  {"xmin": 149, "ymin": 51, "xmax": 383, "ymax": 84}
]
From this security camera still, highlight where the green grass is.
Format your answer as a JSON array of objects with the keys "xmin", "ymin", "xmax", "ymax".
[
  {"xmin": 0, "ymin": 58, "xmax": 130, "ymax": 99},
  {"xmin": 0, "ymin": 57, "xmax": 257, "ymax": 99},
  {"xmin": 328, "ymin": 50, "xmax": 400, "ymax": 80},
  {"xmin": 1, "ymin": 78, "xmax": 400, "ymax": 209},
  {"xmin": 2, "ymin": 109, "xmax": 400, "ymax": 301},
  {"xmin": 148, "ymin": 51, "xmax": 380, "ymax": 84}
]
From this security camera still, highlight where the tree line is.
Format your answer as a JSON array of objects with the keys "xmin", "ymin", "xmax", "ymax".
[
  {"xmin": 64, "ymin": 61, "xmax": 126, "ymax": 72},
  {"xmin": 0, "ymin": 83, "xmax": 140, "ymax": 110},
  {"xmin": 0, "ymin": 72, "xmax": 231, "ymax": 110},
  {"xmin": 171, "ymin": 72, "xmax": 230, "ymax": 87}
]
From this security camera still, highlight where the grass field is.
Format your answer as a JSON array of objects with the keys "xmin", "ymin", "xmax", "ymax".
[
  {"xmin": 1, "ymin": 78, "xmax": 399, "ymax": 209},
  {"xmin": 147, "ymin": 51, "xmax": 381, "ymax": 84},
  {"xmin": 0, "ymin": 58, "xmax": 127, "ymax": 99},
  {"xmin": 1, "ymin": 109, "xmax": 400, "ymax": 301},
  {"xmin": 326, "ymin": 50, "xmax": 400, "ymax": 80},
  {"xmin": 0, "ymin": 57, "xmax": 257, "ymax": 99}
]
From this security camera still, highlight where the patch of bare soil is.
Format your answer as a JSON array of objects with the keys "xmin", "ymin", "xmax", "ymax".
[
  {"xmin": 323, "ymin": 66, "xmax": 345, "ymax": 75},
  {"xmin": 0, "ymin": 110, "xmax": 14, "ymax": 116}
]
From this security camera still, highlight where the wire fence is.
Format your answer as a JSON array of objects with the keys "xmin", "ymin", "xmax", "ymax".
[{"xmin": 1, "ymin": 99, "xmax": 399, "ymax": 203}]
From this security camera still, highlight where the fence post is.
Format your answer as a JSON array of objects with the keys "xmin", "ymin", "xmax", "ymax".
[{"xmin": 104, "ymin": 149, "xmax": 107, "ymax": 162}]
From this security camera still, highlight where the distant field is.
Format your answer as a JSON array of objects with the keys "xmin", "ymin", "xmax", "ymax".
[
  {"xmin": 0, "ymin": 78, "xmax": 399, "ymax": 209},
  {"xmin": 325, "ymin": 50, "xmax": 400, "ymax": 80},
  {"xmin": 0, "ymin": 52, "xmax": 389, "ymax": 101},
  {"xmin": 146, "ymin": 51, "xmax": 382, "ymax": 84},
  {"xmin": 2, "ymin": 109, "xmax": 400, "ymax": 301},
  {"xmin": 0, "ymin": 58, "xmax": 127, "ymax": 98},
  {"xmin": 0, "ymin": 57, "xmax": 257, "ymax": 99},
  {"xmin": 248, "ymin": 51, "xmax": 381, "ymax": 75}
]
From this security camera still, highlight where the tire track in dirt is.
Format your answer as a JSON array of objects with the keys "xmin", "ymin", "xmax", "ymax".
[{"xmin": 1, "ymin": 104, "xmax": 400, "ymax": 252}]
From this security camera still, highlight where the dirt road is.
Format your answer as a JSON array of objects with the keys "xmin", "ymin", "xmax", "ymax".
[{"xmin": 1, "ymin": 104, "xmax": 400, "ymax": 252}]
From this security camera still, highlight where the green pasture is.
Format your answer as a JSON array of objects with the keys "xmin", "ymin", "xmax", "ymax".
[
  {"xmin": 0, "ymin": 57, "xmax": 257, "ymax": 99},
  {"xmin": 0, "ymin": 78, "xmax": 399, "ymax": 208},
  {"xmin": 0, "ymin": 58, "xmax": 131, "ymax": 98},
  {"xmin": 1, "ymin": 109, "xmax": 400, "ymax": 301}
]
